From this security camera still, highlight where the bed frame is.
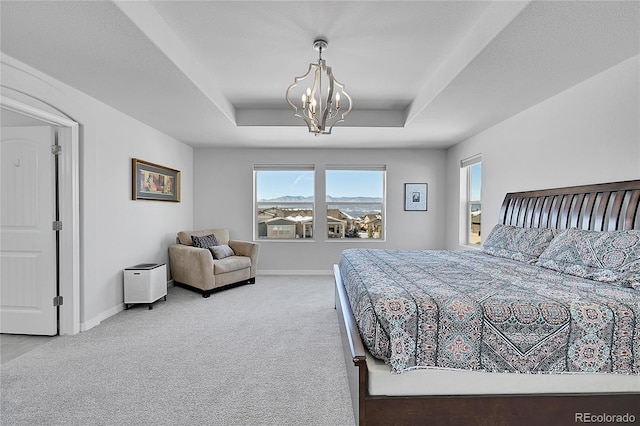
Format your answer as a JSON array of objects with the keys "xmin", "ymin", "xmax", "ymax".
[{"xmin": 334, "ymin": 179, "xmax": 640, "ymax": 426}]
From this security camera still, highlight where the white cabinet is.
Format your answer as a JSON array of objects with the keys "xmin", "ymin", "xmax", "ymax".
[{"xmin": 124, "ymin": 263, "xmax": 167, "ymax": 309}]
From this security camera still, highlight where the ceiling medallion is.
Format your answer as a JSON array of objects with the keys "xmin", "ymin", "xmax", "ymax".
[{"xmin": 286, "ymin": 39, "xmax": 352, "ymax": 135}]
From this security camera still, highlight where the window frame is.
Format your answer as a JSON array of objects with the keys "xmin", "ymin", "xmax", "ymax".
[
  {"xmin": 325, "ymin": 165, "xmax": 386, "ymax": 242},
  {"xmin": 254, "ymin": 165, "xmax": 315, "ymax": 241},
  {"xmin": 461, "ymin": 156, "xmax": 482, "ymax": 247}
]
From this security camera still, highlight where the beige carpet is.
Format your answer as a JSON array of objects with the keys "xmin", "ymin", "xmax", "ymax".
[{"xmin": 0, "ymin": 275, "xmax": 356, "ymax": 426}]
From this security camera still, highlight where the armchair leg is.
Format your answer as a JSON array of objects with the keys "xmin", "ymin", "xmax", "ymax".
[
  {"xmin": 248, "ymin": 277, "xmax": 256, "ymax": 284},
  {"xmin": 202, "ymin": 291, "xmax": 211, "ymax": 298}
]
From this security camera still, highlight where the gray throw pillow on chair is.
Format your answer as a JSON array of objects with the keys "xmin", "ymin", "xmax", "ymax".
[{"xmin": 209, "ymin": 244, "xmax": 235, "ymax": 259}]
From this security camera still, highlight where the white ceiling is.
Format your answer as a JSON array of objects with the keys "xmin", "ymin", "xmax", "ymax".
[{"xmin": 1, "ymin": 1, "xmax": 638, "ymax": 149}]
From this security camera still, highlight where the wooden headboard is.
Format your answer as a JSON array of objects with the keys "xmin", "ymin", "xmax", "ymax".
[{"xmin": 499, "ymin": 180, "xmax": 640, "ymax": 231}]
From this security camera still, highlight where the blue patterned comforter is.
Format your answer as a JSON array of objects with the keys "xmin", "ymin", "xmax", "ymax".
[{"xmin": 339, "ymin": 248, "xmax": 640, "ymax": 374}]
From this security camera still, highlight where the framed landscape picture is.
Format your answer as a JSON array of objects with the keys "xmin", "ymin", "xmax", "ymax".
[
  {"xmin": 132, "ymin": 158, "xmax": 181, "ymax": 202},
  {"xmin": 404, "ymin": 183, "xmax": 427, "ymax": 211}
]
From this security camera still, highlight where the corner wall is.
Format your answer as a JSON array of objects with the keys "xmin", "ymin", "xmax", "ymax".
[
  {"xmin": 1, "ymin": 55, "xmax": 194, "ymax": 331},
  {"xmin": 193, "ymin": 147, "xmax": 446, "ymax": 273},
  {"xmin": 445, "ymin": 55, "xmax": 640, "ymax": 249}
]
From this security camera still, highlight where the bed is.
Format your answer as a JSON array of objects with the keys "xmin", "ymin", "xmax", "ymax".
[{"xmin": 334, "ymin": 179, "xmax": 640, "ymax": 426}]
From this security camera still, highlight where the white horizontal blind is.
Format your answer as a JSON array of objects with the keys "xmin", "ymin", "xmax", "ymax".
[
  {"xmin": 460, "ymin": 154, "xmax": 481, "ymax": 169},
  {"xmin": 325, "ymin": 164, "xmax": 386, "ymax": 171},
  {"xmin": 254, "ymin": 164, "xmax": 315, "ymax": 171}
]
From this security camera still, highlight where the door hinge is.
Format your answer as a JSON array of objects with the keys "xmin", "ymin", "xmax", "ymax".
[
  {"xmin": 53, "ymin": 296, "xmax": 63, "ymax": 307},
  {"xmin": 52, "ymin": 221, "xmax": 63, "ymax": 231},
  {"xmin": 51, "ymin": 145, "xmax": 62, "ymax": 155}
]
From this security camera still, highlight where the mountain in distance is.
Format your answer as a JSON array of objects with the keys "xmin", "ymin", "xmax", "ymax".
[
  {"xmin": 258, "ymin": 195, "xmax": 382, "ymax": 218},
  {"xmin": 259, "ymin": 195, "xmax": 382, "ymax": 203},
  {"xmin": 258, "ymin": 195, "xmax": 313, "ymax": 202},
  {"xmin": 327, "ymin": 196, "xmax": 383, "ymax": 203}
]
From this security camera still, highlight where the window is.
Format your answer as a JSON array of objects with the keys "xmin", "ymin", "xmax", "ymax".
[
  {"xmin": 325, "ymin": 166, "xmax": 386, "ymax": 240},
  {"xmin": 254, "ymin": 166, "xmax": 314, "ymax": 240},
  {"xmin": 461, "ymin": 156, "xmax": 481, "ymax": 245}
]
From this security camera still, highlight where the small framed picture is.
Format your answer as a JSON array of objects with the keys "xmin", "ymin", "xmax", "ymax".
[
  {"xmin": 132, "ymin": 158, "xmax": 181, "ymax": 202},
  {"xmin": 404, "ymin": 183, "xmax": 427, "ymax": 211}
]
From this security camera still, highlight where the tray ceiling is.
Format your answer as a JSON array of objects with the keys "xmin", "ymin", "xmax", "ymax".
[{"xmin": 1, "ymin": 1, "xmax": 638, "ymax": 148}]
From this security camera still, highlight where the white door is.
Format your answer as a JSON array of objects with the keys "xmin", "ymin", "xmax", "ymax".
[{"xmin": 1, "ymin": 126, "xmax": 58, "ymax": 335}]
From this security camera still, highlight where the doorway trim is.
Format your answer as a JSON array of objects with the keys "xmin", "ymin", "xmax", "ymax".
[{"xmin": 1, "ymin": 96, "xmax": 80, "ymax": 335}]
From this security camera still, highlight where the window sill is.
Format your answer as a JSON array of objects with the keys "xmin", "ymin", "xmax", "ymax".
[
  {"xmin": 460, "ymin": 244, "xmax": 482, "ymax": 251},
  {"xmin": 325, "ymin": 238, "xmax": 386, "ymax": 243},
  {"xmin": 254, "ymin": 239, "xmax": 316, "ymax": 242}
]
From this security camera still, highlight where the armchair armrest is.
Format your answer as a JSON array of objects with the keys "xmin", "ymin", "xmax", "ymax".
[
  {"xmin": 228, "ymin": 240, "xmax": 260, "ymax": 278},
  {"xmin": 169, "ymin": 244, "xmax": 215, "ymax": 291}
]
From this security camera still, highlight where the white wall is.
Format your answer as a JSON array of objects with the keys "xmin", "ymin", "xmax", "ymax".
[
  {"xmin": 445, "ymin": 55, "xmax": 640, "ymax": 249},
  {"xmin": 193, "ymin": 148, "xmax": 446, "ymax": 273},
  {"xmin": 1, "ymin": 55, "xmax": 194, "ymax": 330}
]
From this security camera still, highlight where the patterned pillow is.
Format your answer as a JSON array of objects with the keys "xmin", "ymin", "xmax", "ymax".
[
  {"xmin": 191, "ymin": 233, "xmax": 219, "ymax": 248},
  {"xmin": 209, "ymin": 244, "xmax": 235, "ymax": 260},
  {"xmin": 536, "ymin": 228, "xmax": 640, "ymax": 286},
  {"xmin": 482, "ymin": 224, "xmax": 558, "ymax": 264}
]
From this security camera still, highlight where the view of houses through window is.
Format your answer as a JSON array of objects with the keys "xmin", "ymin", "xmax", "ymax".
[
  {"xmin": 254, "ymin": 166, "xmax": 385, "ymax": 240},
  {"xmin": 467, "ymin": 160, "xmax": 482, "ymax": 245},
  {"xmin": 255, "ymin": 167, "xmax": 315, "ymax": 240},
  {"xmin": 326, "ymin": 168, "xmax": 385, "ymax": 239}
]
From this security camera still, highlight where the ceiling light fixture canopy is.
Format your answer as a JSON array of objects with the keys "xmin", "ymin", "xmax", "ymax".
[{"xmin": 286, "ymin": 39, "xmax": 352, "ymax": 135}]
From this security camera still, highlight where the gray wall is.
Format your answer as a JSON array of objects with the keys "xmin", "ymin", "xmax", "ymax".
[
  {"xmin": 192, "ymin": 56, "xmax": 640, "ymax": 273},
  {"xmin": 193, "ymin": 148, "xmax": 446, "ymax": 273},
  {"xmin": 4, "ymin": 49, "xmax": 637, "ymax": 331},
  {"xmin": 445, "ymin": 55, "xmax": 640, "ymax": 249},
  {"xmin": 2, "ymin": 55, "xmax": 194, "ymax": 331}
]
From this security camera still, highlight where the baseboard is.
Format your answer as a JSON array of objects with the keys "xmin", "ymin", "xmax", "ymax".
[
  {"xmin": 81, "ymin": 280, "xmax": 172, "ymax": 332},
  {"xmin": 258, "ymin": 270, "xmax": 332, "ymax": 276},
  {"xmin": 80, "ymin": 275, "xmax": 322, "ymax": 331},
  {"xmin": 80, "ymin": 303, "xmax": 124, "ymax": 332}
]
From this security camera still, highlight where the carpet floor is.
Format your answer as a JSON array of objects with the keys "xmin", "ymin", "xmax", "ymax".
[{"xmin": 1, "ymin": 275, "xmax": 356, "ymax": 426}]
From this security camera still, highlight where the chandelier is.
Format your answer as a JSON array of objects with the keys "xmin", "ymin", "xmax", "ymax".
[{"xmin": 286, "ymin": 39, "xmax": 352, "ymax": 135}]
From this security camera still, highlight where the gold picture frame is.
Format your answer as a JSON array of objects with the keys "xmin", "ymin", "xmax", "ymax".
[{"xmin": 132, "ymin": 158, "xmax": 181, "ymax": 202}]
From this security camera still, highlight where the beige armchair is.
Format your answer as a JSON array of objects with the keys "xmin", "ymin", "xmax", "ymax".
[{"xmin": 169, "ymin": 228, "xmax": 259, "ymax": 297}]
